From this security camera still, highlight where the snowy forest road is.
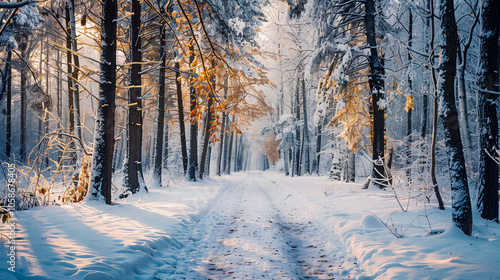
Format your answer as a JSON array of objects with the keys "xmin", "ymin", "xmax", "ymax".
[{"xmin": 157, "ymin": 172, "xmax": 357, "ymax": 280}]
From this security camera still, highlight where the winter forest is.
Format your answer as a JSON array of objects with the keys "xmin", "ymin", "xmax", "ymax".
[{"xmin": 0, "ymin": 0, "xmax": 499, "ymax": 279}]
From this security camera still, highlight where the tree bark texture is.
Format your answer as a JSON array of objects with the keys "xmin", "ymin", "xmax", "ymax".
[
  {"xmin": 477, "ymin": 0, "xmax": 499, "ymax": 222},
  {"xmin": 365, "ymin": 0, "xmax": 386, "ymax": 188},
  {"xmin": 89, "ymin": 0, "xmax": 117, "ymax": 205},
  {"xmin": 437, "ymin": 0, "xmax": 473, "ymax": 235},
  {"xmin": 188, "ymin": 46, "xmax": 199, "ymax": 181},
  {"xmin": 124, "ymin": 0, "xmax": 144, "ymax": 194},
  {"xmin": 154, "ymin": 24, "xmax": 166, "ymax": 186},
  {"xmin": 175, "ymin": 61, "xmax": 188, "ymax": 175}
]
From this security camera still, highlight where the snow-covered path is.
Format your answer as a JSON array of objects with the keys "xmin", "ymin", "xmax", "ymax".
[
  {"xmin": 160, "ymin": 173, "xmax": 356, "ymax": 280},
  {"xmin": 4, "ymin": 171, "xmax": 498, "ymax": 280}
]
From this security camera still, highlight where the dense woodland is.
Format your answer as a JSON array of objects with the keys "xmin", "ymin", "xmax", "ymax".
[{"xmin": 0, "ymin": 0, "xmax": 498, "ymax": 236}]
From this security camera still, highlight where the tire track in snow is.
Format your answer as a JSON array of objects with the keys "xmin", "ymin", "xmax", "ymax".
[
  {"xmin": 157, "ymin": 173, "xmax": 357, "ymax": 279},
  {"xmin": 259, "ymin": 177, "xmax": 354, "ymax": 280}
]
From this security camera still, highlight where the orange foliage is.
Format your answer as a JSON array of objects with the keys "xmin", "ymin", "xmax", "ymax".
[{"xmin": 263, "ymin": 132, "xmax": 280, "ymax": 163}]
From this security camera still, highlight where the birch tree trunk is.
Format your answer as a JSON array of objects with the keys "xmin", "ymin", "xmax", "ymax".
[
  {"xmin": 346, "ymin": 148, "xmax": 355, "ymax": 182},
  {"xmin": 428, "ymin": 0, "xmax": 445, "ymax": 210},
  {"xmin": 456, "ymin": 52, "xmax": 472, "ymax": 165},
  {"xmin": 216, "ymin": 78, "xmax": 228, "ymax": 176},
  {"xmin": 456, "ymin": 11, "xmax": 478, "ymax": 168}
]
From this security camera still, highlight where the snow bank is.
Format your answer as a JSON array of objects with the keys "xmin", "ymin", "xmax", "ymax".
[
  {"xmin": 264, "ymin": 173, "xmax": 500, "ymax": 280},
  {"xmin": 0, "ymin": 179, "xmax": 224, "ymax": 280}
]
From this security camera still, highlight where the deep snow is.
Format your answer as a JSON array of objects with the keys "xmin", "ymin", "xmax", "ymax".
[{"xmin": 1, "ymin": 172, "xmax": 500, "ymax": 279}]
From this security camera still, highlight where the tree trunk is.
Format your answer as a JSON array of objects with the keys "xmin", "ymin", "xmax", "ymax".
[
  {"xmin": 65, "ymin": 4, "xmax": 74, "ymax": 163},
  {"xmin": 420, "ymin": 1, "xmax": 432, "ymax": 140},
  {"xmin": 476, "ymin": 0, "xmax": 499, "ymax": 222},
  {"xmin": 437, "ymin": 0, "xmax": 472, "ymax": 235},
  {"xmin": 314, "ymin": 123, "xmax": 322, "ymax": 175},
  {"xmin": 406, "ymin": 9, "xmax": 413, "ymax": 186},
  {"xmin": 283, "ymin": 149, "xmax": 289, "ymax": 176},
  {"xmin": 200, "ymin": 94, "xmax": 213, "ymax": 179},
  {"xmin": 175, "ymin": 61, "xmax": 188, "ymax": 174},
  {"xmin": 5, "ymin": 49, "xmax": 12, "ymax": 158},
  {"xmin": 234, "ymin": 135, "xmax": 240, "ymax": 172},
  {"xmin": 216, "ymin": 78, "xmax": 228, "ymax": 176},
  {"xmin": 330, "ymin": 138, "xmax": 342, "ymax": 181},
  {"xmin": 154, "ymin": 24, "xmax": 166, "ymax": 186},
  {"xmin": 238, "ymin": 136, "xmax": 244, "ymax": 171},
  {"xmin": 188, "ymin": 46, "xmax": 198, "ymax": 181},
  {"xmin": 456, "ymin": 11, "xmax": 478, "ymax": 168},
  {"xmin": 245, "ymin": 148, "xmax": 251, "ymax": 171},
  {"xmin": 206, "ymin": 144, "xmax": 212, "ymax": 176},
  {"xmin": 38, "ymin": 39, "xmax": 44, "ymax": 144},
  {"xmin": 263, "ymin": 154, "xmax": 269, "ymax": 170},
  {"xmin": 200, "ymin": 61, "xmax": 215, "ymax": 179},
  {"xmin": 123, "ymin": 0, "xmax": 144, "ymax": 195},
  {"xmin": 301, "ymin": 78, "xmax": 311, "ymax": 174},
  {"xmin": 347, "ymin": 148, "xmax": 355, "ymax": 182},
  {"xmin": 116, "ymin": 136, "xmax": 125, "ymax": 171},
  {"xmin": 163, "ymin": 121, "xmax": 169, "ymax": 172},
  {"xmin": 233, "ymin": 133, "xmax": 239, "ymax": 172},
  {"xmin": 221, "ymin": 113, "xmax": 230, "ymax": 174},
  {"xmin": 44, "ymin": 36, "xmax": 50, "ymax": 167},
  {"xmin": 365, "ymin": 0, "xmax": 386, "ymax": 188},
  {"xmin": 68, "ymin": 0, "xmax": 82, "ymax": 167},
  {"xmin": 456, "ymin": 51, "xmax": 472, "ymax": 165},
  {"xmin": 56, "ymin": 48, "xmax": 62, "ymax": 163},
  {"xmin": 20, "ymin": 42, "xmax": 27, "ymax": 163},
  {"xmin": 226, "ymin": 116, "xmax": 235, "ymax": 175},
  {"xmin": 421, "ymin": 88, "xmax": 428, "ymax": 138},
  {"xmin": 295, "ymin": 78, "xmax": 301, "ymax": 176},
  {"xmin": 216, "ymin": 112, "xmax": 226, "ymax": 176},
  {"xmin": 89, "ymin": 0, "xmax": 117, "ymax": 205},
  {"xmin": 429, "ymin": 0, "xmax": 445, "ymax": 210}
]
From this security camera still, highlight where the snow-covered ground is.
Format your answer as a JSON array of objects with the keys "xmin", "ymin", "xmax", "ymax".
[{"xmin": 1, "ymin": 172, "xmax": 499, "ymax": 279}]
